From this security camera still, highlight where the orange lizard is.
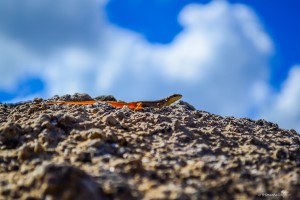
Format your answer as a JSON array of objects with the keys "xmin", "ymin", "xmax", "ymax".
[{"xmin": 43, "ymin": 94, "xmax": 182, "ymax": 110}]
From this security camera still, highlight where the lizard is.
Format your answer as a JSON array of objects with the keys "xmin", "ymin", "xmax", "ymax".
[{"xmin": 42, "ymin": 94, "xmax": 182, "ymax": 110}]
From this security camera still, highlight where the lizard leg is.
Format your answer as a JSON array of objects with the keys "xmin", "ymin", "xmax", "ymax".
[{"xmin": 134, "ymin": 103, "xmax": 143, "ymax": 111}]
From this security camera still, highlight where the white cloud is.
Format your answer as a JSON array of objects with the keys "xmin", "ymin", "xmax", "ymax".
[
  {"xmin": 0, "ymin": 34, "xmax": 40, "ymax": 91},
  {"xmin": 152, "ymin": 1, "xmax": 273, "ymax": 116},
  {"xmin": 0, "ymin": 0, "xmax": 105, "ymax": 51},
  {"xmin": 261, "ymin": 65, "xmax": 300, "ymax": 131}
]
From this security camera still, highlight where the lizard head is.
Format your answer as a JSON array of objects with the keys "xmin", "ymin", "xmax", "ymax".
[{"xmin": 164, "ymin": 94, "xmax": 182, "ymax": 106}]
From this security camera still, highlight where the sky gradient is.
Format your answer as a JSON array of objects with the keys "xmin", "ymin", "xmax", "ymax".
[{"xmin": 0, "ymin": 0, "xmax": 299, "ymax": 131}]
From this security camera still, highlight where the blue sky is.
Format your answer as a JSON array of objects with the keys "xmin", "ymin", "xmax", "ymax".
[
  {"xmin": 0, "ymin": 0, "xmax": 300, "ymax": 131},
  {"xmin": 106, "ymin": 0, "xmax": 300, "ymax": 88}
]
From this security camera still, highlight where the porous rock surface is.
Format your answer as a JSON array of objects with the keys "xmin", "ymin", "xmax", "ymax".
[{"xmin": 0, "ymin": 93, "xmax": 300, "ymax": 200}]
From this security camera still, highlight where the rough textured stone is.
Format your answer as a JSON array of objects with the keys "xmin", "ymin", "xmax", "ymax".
[{"xmin": 0, "ymin": 93, "xmax": 299, "ymax": 199}]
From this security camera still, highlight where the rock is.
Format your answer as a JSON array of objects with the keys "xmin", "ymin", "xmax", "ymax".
[
  {"xmin": 94, "ymin": 95, "xmax": 117, "ymax": 101},
  {"xmin": 0, "ymin": 123, "xmax": 22, "ymax": 149},
  {"xmin": 18, "ymin": 145, "xmax": 34, "ymax": 161},
  {"xmin": 273, "ymin": 147, "xmax": 289, "ymax": 160},
  {"xmin": 1, "ymin": 93, "xmax": 300, "ymax": 199},
  {"xmin": 30, "ymin": 164, "xmax": 105, "ymax": 200},
  {"xmin": 34, "ymin": 142, "xmax": 45, "ymax": 154},
  {"xmin": 60, "ymin": 93, "xmax": 94, "ymax": 101},
  {"xmin": 102, "ymin": 115, "xmax": 119, "ymax": 126}
]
